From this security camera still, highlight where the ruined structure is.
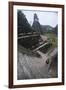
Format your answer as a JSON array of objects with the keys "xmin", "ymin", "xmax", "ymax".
[
  {"xmin": 17, "ymin": 12, "xmax": 58, "ymax": 80},
  {"xmin": 32, "ymin": 13, "xmax": 43, "ymax": 34}
]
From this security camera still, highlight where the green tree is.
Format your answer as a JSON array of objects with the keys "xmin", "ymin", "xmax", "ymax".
[{"xmin": 18, "ymin": 10, "xmax": 34, "ymax": 34}]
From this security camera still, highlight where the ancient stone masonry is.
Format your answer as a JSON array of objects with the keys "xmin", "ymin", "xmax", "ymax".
[{"xmin": 17, "ymin": 11, "xmax": 58, "ymax": 80}]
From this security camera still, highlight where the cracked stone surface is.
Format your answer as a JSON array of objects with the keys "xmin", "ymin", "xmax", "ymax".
[{"xmin": 17, "ymin": 47, "xmax": 58, "ymax": 80}]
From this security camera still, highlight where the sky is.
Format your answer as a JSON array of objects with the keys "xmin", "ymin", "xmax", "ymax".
[{"xmin": 22, "ymin": 10, "xmax": 58, "ymax": 27}]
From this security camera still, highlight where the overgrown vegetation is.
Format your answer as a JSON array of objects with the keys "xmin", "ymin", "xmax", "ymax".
[
  {"xmin": 18, "ymin": 10, "xmax": 35, "ymax": 34},
  {"xmin": 45, "ymin": 33, "xmax": 57, "ymax": 48}
]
